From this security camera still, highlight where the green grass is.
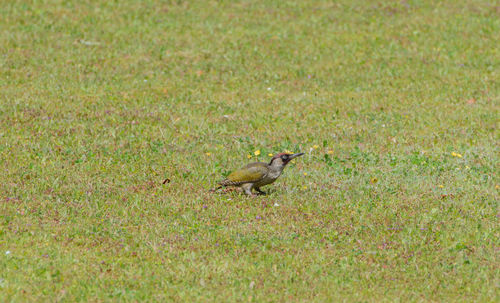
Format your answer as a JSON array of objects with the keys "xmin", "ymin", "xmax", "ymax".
[{"xmin": 1, "ymin": 0, "xmax": 499, "ymax": 301}]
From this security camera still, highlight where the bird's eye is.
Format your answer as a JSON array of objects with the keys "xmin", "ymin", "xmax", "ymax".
[{"xmin": 281, "ymin": 155, "xmax": 288, "ymax": 160}]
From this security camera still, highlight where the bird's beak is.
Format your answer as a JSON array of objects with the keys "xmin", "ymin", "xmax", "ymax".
[{"xmin": 289, "ymin": 152, "xmax": 305, "ymax": 160}]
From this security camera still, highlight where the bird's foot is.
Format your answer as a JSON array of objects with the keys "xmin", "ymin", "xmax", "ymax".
[{"xmin": 255, "ymin": 189, "xmax": 267, "ymax": 195}]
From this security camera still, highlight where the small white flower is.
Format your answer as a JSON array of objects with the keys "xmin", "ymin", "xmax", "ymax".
[
  {"xmin": 274, "ymin": 203, "xmax": 280, "ymax": 207},
  {"xmin": 267, "ymin": 87, "xmax": 272, "ymax": 91},
  {"xmin": 5, "ymin": 251, "xmax": 11, "ymax": 255}
]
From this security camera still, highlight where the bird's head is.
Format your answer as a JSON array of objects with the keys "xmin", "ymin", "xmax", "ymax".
[{"xmin": 269, "ymin": 152, "xmax": 305, "ymax": 168}]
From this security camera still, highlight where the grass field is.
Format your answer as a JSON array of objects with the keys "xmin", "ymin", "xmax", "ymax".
[{"xmin": 1, "ymin": 0, "xmax": 499, "ymax": 301}]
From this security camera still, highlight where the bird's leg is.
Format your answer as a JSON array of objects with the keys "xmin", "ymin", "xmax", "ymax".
[
  {"xmin": 254, "ymin": 187, "xmax": 267, "ymax": 195},
  {"xmin": 241, "ymin": 183, "xmax": 255, "ymax": 196}
]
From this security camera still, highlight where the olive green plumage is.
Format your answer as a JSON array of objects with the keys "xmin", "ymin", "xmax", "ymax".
[
  {"xmin": 219, "ymin": 162, "xmax": 269, "ymax": 186},
  {"xmin": 212, "ymin": 152, "xmax": 304, "ymax": 196}
]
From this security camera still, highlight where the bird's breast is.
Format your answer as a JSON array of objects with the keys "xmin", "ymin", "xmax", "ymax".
[
  {"xmin": 255, "ymin": 170, "xmax": 281, "ymax": 186},
  {"xmin": 267, "ymin": 169, "xmax": 282, "ymax": 180}
]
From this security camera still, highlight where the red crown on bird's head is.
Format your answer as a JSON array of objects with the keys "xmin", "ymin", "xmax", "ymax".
[
  {"xmin": 269, "ymin": 152, "xmax": 295, "ymax": 165},
  {"xmin": 271, "ymin": 152, "xmax": 290, "ymax": 160}
]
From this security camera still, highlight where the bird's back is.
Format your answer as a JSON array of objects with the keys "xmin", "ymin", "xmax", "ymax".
[{"xmin": 218, "ymin": 162, "xmax": 269, "ymax": 186}]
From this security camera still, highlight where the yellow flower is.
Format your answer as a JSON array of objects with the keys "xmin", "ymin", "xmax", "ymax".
[
  {"xmin": 313, "ymin": 145, "xmax": 319, "ymax": 149},
  {"xmin": 496, "ymin": 185, "xmax": 499, "ymax": 189},
  {"xmin": 303, "ymin": 186, "xmax": 307, "ymax": 190},
  {"xmin": 451, "ymin": 152, "xmax": 462, "ymax": 158},
  {"xmin": 205, "ymin": 152, "xmax": 211, "ymax": 156},
  {"xmin": 370, "ymin": 177, "xmax": 378, "ymax": 184},
  {"xmin": 438, "ymin": 185, "xmax": 444, "ymax": 188},
  {"xmin": 465, "ymin": 166, "xmax": 470, "ymax": 169},
  {"xmin": 327, "ymin": 150, "xmax": 334, "ymax": 154},
  {"xmin": 254, "ymin": 150, "xmax": 260, "ymax": 156},
  {"xmin": 303, "ymin": 172, "xmax": 308, "ymax": 176},
  {"xmin": 268, "ymin": 153, "xmax": 273, "ymax": 157},
  {"xmin": 285, "ymin": 150, "xmax": 292, "ymax": 154},
  {"xmin": 247, "ymin": 155, "xmax": 252, "ymax": 159}
]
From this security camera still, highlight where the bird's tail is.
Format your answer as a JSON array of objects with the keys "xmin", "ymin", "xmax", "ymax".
[
  {"xmin": 209, "ymin": 185, "xmax": 223, "ymax": 193},
  {"xmin": 209, "ymin": 179, "xmax": 227, "ymax": 192},
  {"xmin": 209, "ymin": 179, "xmax": 242, "ymax": 193}
]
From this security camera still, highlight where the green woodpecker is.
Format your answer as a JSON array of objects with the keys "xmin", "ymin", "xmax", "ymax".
[{"xmin": 213, "ymin": 152, "xmax": 305, "ymax": 196}]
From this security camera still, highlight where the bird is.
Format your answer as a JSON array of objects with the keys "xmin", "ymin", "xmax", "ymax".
[{"xmin": 212, "ymin": 152, "xmax": 305, "ymax": 196}]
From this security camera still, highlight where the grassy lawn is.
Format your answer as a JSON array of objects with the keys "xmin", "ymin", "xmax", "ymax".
[{"xmin": 1, "ymin": 0, "xmax": 498, "ymax": 301}]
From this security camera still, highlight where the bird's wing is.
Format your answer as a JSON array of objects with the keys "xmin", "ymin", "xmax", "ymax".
[{"xmin": 226, "ymin": 162, "xmax": 268, "ymax": 183}]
